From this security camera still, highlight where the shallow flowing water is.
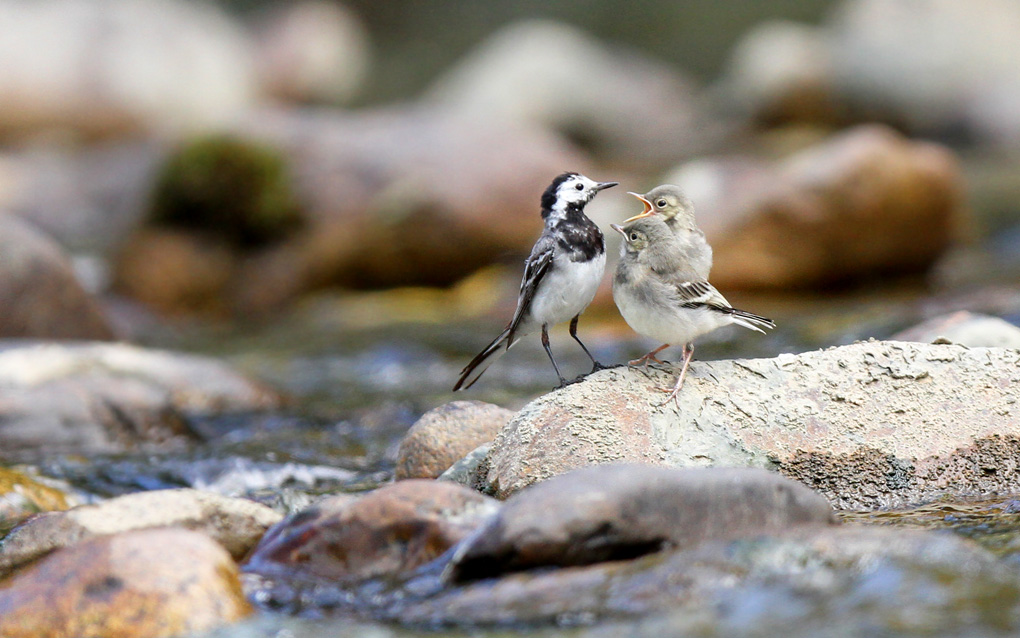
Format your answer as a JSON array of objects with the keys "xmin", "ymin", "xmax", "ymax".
[{"xmin": 6, "ymin": 248, "xmax": 1020, "ymax": 635}]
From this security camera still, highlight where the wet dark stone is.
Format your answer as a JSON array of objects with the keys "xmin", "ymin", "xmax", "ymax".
[{"xmin": 447, "ymin": 464, "xmax": 834, "ymax": 582}]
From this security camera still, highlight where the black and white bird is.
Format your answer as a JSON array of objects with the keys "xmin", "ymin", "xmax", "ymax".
[
  {"xmin": 612, "ymin": 215, "xmax": 774, "ymax": 405},
  {"xmin": 453, "ymin": 172, "xmax": 617, "ymax": 390}
]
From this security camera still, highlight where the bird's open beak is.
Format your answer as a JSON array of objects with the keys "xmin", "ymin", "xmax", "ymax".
[
  {"xmin": 595, "ymin": 181, "xmax": 619, "ymax": 192},
  {"xmin": 610, "ymin": 223, "xmax": 626, "ymax": 238},
  {"xmin": 624, "ymin": 192, "xmax": 654, "ymax": 222}
]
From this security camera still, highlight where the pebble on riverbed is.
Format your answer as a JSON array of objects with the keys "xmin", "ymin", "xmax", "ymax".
[{"xmin": 395, "ymin": 400, "xmax": 514, "ymax": 480}]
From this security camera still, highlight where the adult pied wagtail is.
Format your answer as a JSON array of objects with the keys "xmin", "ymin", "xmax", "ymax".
[{"xmin": 454, "ymin": 172, "xmax": 617, "ymax": 390}]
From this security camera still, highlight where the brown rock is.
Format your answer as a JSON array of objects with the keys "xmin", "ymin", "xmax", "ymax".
[
  {"xmin": 482, "ymin": 340, "xmax": 1020, "ymax": 509},
  {"xmin": 396, "ymin": 401, "xmax": 514, "ymax": 480},
  {"xmin": 0, "ymin": 489, "xmax": 281, "ymax": 578},
  {"xmin": 106, "ymin": 107, "xmax": 590, "ymax": 315},
  {"xmin": 447, "ymin": 465, "xmax": 833, "ymax": 582},
  {"xmin": 891, "ymin": 311, "xmax": 1020, "ymax": 348},
  {"xmin": 0, "ymin": 341, "xmax": 282, "ymax": 454},
  {"xmin": 0, "ymin": 213, "xmax": 113, "ymax": 339},
  {"xmin": 244, "ymin": 480, "xmax": 499, "ymax": 582},
  {"xmin": 114, "ymin": 229, "xmax": 237, "ymax": 316},
  {"xmin": 671, "ymin": 125, "xmax": 964, "ymax": 289},
  {"xmin": 0, "ymin": 528, "xmax": 250, "ymax": 638},
  {"xmin": 227, "ymin": 106, "xmax": 590, "ymax": 308}
]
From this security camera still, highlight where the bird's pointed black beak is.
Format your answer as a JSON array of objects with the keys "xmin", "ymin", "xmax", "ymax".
[{"xmin": 594, "ymin": 181, "xmax": 618, "ymax": 192}]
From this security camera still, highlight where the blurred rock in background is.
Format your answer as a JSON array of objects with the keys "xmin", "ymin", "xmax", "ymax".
[
  {"xmin": 0, "ymin": 0, "xmax": 1015, "ymax": 323},
  {"xmin": 424, "ymin": 20, "xmax": 714, "ymax": 168},
  {"xmin": 0, "ymin": 0, "xmax": 257, "ymax": 140},
  {"xmin": 662, "ymin": 125, "xmax": 965, "ymax": 290},
  {"xmin": 0, "ymin": 214, "xmax": 114, "ymax": 339},
  {"xmin": 252, "ymin": 1, "xmax": 371, "ymax": 105}
]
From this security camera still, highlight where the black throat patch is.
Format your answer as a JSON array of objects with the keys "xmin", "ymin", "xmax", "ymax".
[{"xmin": 553, "ymin": 207, "xmax": 604, "ymax": 261}]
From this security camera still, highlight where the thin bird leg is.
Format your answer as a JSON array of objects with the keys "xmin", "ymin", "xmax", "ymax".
[
  {"xmin": 659, "ymin": 343, "xmax": 695, "ymax": 408},
  {"xmin": 542, "ymin": 324, "xmax": 568, "ymax": 388},
  {"xmin": 569, "ymin": 315, "xmax": 604, "ymax": 372},
  {"xmin": 629, "ymin": 343, "xmax": 670, "ymax": 367}
]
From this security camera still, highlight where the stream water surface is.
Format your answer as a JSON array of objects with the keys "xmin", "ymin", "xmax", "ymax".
[{"xmin": 9, "ymin": 267, "xmax": 1020, "ymax": 637}]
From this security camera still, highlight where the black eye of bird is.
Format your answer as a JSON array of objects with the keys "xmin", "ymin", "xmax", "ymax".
[
  {"xmin": 629, "ymin": 233, "xmax": 638, "ymax": 241},
  {"xmin": 656, "ymin": 199, "xmax": 667, "ymax": 207},
  {"xmin": 575, "ymin": 183, "xmax": 584, "ymax": 191}
]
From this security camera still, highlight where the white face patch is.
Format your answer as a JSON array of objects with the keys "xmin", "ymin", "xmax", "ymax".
[{"xmin": 555, "ymin": 174, "xmax": 601, "ymax": 208}]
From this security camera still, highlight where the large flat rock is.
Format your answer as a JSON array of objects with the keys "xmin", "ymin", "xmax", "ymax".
[{"xmin": 482, "ymin": 340, "xmax": 1020, "ymax": 509}]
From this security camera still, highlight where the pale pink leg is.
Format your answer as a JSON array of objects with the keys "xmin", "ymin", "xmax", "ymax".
[
  {"xmin": 629, "ymin": 343, "xmax": 670, "ymax": 367},
  {"xmin": 659, "ymin": 343, "xmax": 694, "ymax": 407}
]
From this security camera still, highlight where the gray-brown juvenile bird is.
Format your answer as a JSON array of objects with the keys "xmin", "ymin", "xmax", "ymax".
[
  {"xmin": 611, "ymin": 215, "xmax": 774, "ymax": 405},
  {"xmin": 625, "ymin": 184, "xmax": 712, "ymax": 280}
]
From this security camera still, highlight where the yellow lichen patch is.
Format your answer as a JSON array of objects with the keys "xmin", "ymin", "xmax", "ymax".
[{"xmin": 0, "ymin": 468, "xmax": 71, "ymax": 533}]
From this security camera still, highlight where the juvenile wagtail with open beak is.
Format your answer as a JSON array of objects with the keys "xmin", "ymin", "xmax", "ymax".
[
  {"xmin": 626, "ymin": 184, "xmax": 712, "ymax": 281},
  {"xmin": 612, "ymin": 215, "xmax": 774, "ymax": 406}
]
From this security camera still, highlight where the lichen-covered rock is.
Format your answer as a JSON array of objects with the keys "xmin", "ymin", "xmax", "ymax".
[
  {"xmin": 244, "ymin": 480, "xmax": 499, "ymax": 582},
  {"xmin": 447, "ymin": 465, "xmax": 834, "ymax": 582},
  {"xmin": 483, "ymin": 340, "xmax": 1020, "ymax": 509},
  {"xmin": 0, "ymin": 489, "xmax": 281, "ymax": 578},
  {"xmin": 0, "ymin": 213, "xmax": 113, "ymax": 339},
  {"xmin": 0, "ymin": 341, "xmax": 282, "ymax": 454},
  {"xmin": 0, "ymin": 528, "xmax": 251, "ymax": 638},
  {"xmin": 669, "ymin": 125, "xmax": 963, "ymax": 289},
  {"xmin": 396, "ymin": 401, "xmax": 514, "ymax": 480}
]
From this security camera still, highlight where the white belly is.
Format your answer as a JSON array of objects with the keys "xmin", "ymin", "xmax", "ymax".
[
  {"xmin": 529, "ymin": 253, "xmax": 606, "ymax": 327},
  {"xmin": 614, "ymin": 282, "xmax": 726, "ymax": 346}
]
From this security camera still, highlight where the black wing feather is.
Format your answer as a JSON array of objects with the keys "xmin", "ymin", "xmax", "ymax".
[{"xmin": 506, "ymin": 235, "xmax": 555, "ymax": 346}]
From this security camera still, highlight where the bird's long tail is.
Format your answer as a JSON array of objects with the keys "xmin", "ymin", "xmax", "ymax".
[
  {"xmin": 453, "ymin": 327, "xmax": 515, "ymax": 391},
  {"xmin": 727, "ymin": 308, "xmax": 776, "ymax": 334}
]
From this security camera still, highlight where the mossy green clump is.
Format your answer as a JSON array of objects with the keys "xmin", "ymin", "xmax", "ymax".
[{"xmin": 150, "ymin": 135, "xmax": 302, "ymax": 249}]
